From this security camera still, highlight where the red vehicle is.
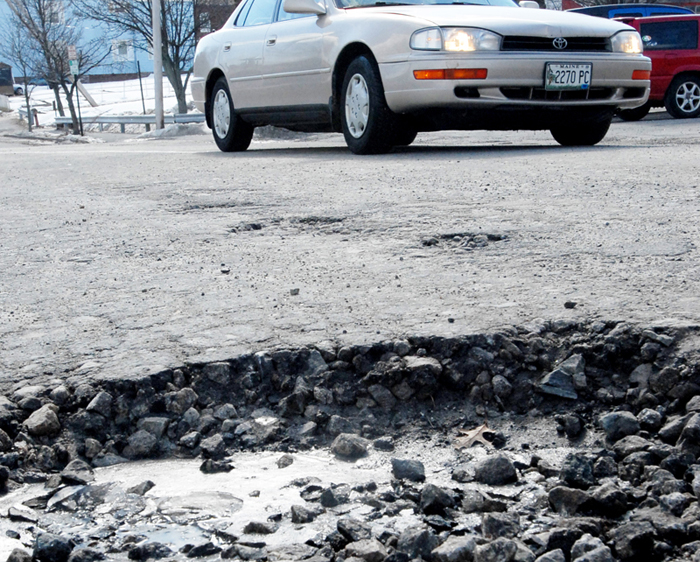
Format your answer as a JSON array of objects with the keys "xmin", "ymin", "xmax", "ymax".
[{"xmin": 618, "ymin": 14, "xmax": 700, "ymax": 120}]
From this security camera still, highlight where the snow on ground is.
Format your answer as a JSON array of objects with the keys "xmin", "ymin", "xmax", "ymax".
[{"xmin": 7, "ymin": 74, "xmax": 192, "ymax": 130}]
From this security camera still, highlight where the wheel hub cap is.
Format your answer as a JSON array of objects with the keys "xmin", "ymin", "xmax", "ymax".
[
  {"xmin": 213, "ymin": 89, "xmax": 231, "ymax": 139},
  {"xmin": 345, "ymin": 73, "xmax": 370, "ymax": 139},
  {"xmin": 676, "ymin": 82, "xmax": 700, "ymax": 114}
]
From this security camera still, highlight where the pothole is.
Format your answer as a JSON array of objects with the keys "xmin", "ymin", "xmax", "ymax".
[
  {"xmin": 181, "ymin": 202, "xmax": 255, "ymax": 212},
  {"xmin": 294, "ymin": 217, "xmax": 345, "ymax": 227},
  {"xmin": 420, "ymin": 232, "xmax": 507, "ymax": 250},
  {"xmin": 227, "ymin": 216, "xmax": 347, "ymax": 237},
  {"xmin": 2, "ymin": 321, "xmax": 700, "ymax": 562},
  {"xmin": 227, "ymin": 222, "xmax": 265, "ymax": 234}
]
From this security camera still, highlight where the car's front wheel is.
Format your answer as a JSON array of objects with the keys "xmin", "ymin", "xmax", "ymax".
[
  {"xmin": 550, "ymin": 112, "xmax": 613, "ymax": 146},
  {"xmin": 664, "ymin": 76, "xmax": 700, "ymax": 119},
  {"xmin": 210, "ymin": 77, "xmax": 253, "ymax": 152},
  {"xmin": 393, "ymin": 120, "xmax": 418, "ymax": 147},
  {"xmin": 341, "ymin": 56, "xmax": 397, "ymax": 155}
]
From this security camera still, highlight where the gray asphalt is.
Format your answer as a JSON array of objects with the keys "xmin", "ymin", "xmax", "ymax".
[{"xmin": 2, "ymin": 112, "xmax": 700, "ymax": 390}]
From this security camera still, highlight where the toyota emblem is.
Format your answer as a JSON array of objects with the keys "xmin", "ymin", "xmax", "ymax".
[{"xmin": 553, "ymin": 37, "xmax": 568, "ymax": 50}]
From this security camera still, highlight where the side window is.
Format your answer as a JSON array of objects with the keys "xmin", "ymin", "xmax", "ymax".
[
  {"xmin": 640, "ymin": 21, "xmax": 699, "ymax": 50},
  {"xmin": 610, "ymin": 10, "xmax": 643, "ymax": 17},
  {"xmin": 277, "ymin": 0, "xmax": 312, "ymax": 22},
  {"xmin": 240, "ymin": 0, "xmax": 278, "ymax": 26},
  {"xmin": 235, "ymin": 0, "xmax": 254, "ymax": 26}
]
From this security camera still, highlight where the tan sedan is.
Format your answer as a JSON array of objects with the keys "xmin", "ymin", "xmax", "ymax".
[{"xmin": 191, "ymin": 0, "xmax": 651, "ymax": 154}]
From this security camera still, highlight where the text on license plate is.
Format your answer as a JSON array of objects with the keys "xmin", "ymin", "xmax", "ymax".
[{"xmin": 545, "ymin": 63, "xmax": 592, "ymax": 91}]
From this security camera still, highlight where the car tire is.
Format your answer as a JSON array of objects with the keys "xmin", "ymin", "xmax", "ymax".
[
  {"xmin": 210, "ymin": 77, "xmax": 253, "ymax": 152},
  {"xmin": 14, "ymin": 86, "xmax": 24, "ymax": 96},
  {"xmin": 664, "ymin": 75, "xmax": 700, "ymax": 119},
  {"xmin": 617, "ymin": 101, "xmax": 651, "ymax": 122},
  {"xmin": 550, "ymin": 111, "xmax": 613, "ymax": 146},
  {"xmin": 341, "ymin": 56, "xmax": 397, "ymax": 155},
  {"xmin": 393, "ymin": 121, "xmax": 418, "ymax": 146}
]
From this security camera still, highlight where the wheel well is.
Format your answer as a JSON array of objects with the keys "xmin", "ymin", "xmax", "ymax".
[
  {"xmin": 204, "ymin": 69, "xmax": 226, "ymax": 129},
  {"xmin": 667, "ymin": 71, "xmax": 700, "ymax": 93},
  {"xmin": 331, "ymin": 43, "xmax": 376, "ymax": 132}
]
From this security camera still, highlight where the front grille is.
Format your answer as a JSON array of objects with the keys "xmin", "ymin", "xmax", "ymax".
[
  {"xmin": 500, "ymin": 87, "xmax": 615, "ymax": 101},
  {"xmin": 501, "ymin": 36, "xmax": 610, "ymax": 52}
]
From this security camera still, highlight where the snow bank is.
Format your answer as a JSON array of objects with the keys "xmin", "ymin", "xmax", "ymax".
[{"xmin": 135, "ymin": 123, "xmax": 207, "ymax": 139}]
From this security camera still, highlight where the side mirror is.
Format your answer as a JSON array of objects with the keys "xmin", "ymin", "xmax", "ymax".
[
  {"xmin": 519, "ymin": 1, "xmax": 540, "ymax": 8},
  {"xmin": 283, "ymin": 0, "xmax": 327, "ymax": 14}
]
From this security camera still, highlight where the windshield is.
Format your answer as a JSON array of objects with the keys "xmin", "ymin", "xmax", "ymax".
[{"xmin": 337, "ymin": 0, "xmax": 519, "ymax": 9}]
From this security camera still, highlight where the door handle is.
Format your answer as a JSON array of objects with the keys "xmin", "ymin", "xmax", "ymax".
[
  {"xmin": 266, "ymin": 36, "xmax": 277, "ymax": 46},
  {"xmin": 223, "ymin": 42, "xmax": 231, "ymax": 52}
]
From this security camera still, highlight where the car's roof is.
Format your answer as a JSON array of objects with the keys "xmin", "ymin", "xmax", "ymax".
[
  {"xmin": 569, "ymin": 3, "xmax": 693, "ymax": 15},
  {"xmin": 579, "ymin": 3, "xmax": 689, "ymax": 8},
  {"xmin": 624, "ymin": 12, "xmax": 700, "ymax": 21}
]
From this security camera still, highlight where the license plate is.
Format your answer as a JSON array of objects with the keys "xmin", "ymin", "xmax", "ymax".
[{"xmin": 545, "ymin": 63, "xmax": 592, "ymax": 91}]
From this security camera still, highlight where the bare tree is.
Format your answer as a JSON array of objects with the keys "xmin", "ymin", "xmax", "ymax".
[
  {"xmin": 5, "ymin": 0, "xmax": 109, "ymax": 134},
  {"xmin": 73, "ymin": 0, "xmax": 201, "ymax": 114},
  {"xmin": 0, "ymin": 13, "xmax": 41, "ymax": 131}
]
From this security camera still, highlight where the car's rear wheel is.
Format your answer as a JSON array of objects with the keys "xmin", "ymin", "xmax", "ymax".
[
  {"xmin": 617, "ymin": 101, "xmax": 651, "ymax": 122},
  {"xmin": 341, "ymin": 56, "xmax": 397, "ymax": 155},
  {"xmin": 210, "ymin": 77, "xmax": 253, "ymax": 152},
  {"xmin": 550, "ymin": 112, "xmax": 613, "ymax": 146},
  {"xmin": 664, "ymin": 76, "xmax": 700, "ymax": 119}
]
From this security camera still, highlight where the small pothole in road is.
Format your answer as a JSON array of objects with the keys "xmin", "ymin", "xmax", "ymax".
[
  {"xmin": 227, "ymin": 222, "xmax": 265, "ymax": 234},
  {"xmin": 226, "ymin": 217, "xmax": 347, "ymax": 236},
  {"xmin": 182, "ymin": 201, "xmax": 255, "ymax": 212},
  {"xmin": 420, "ymin": 232, "xmax": 507, "ymax": 250},
  {"xmin": 295, "ymin": 216, "xmax": 344, "ymax": 225}
]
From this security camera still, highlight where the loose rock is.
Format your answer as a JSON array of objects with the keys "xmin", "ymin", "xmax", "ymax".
[
  {"xmin": 331, "ymin": 434, "xmax": 369, "ymax": 460},
  {"xmin": 391, "ymin": 458, "xmax": 425, "ymax": 482}
]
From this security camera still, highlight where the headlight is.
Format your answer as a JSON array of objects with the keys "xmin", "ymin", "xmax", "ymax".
[
  {"xmin": 443, "ymin": 28, "xmax": 501, "ymax": 52},
  {"xmin": 410, "ymin": 27, "xmax": 501, "ymax": 52},
  {"xmin": 410, "ymin": 28, "xmax": 443, "ymax": 51},
  {"xmin": 611, "ymin": 31, "xmax": 643, "ymax": 54}
]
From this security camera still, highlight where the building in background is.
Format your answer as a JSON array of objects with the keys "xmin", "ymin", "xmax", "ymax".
[{"xmin": 194, "ymin": 0, "xmax": 240, "ymax": 41}]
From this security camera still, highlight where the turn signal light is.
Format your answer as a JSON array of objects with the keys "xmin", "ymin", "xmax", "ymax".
[
  {"xmin": 414, "ymin": 69, "xmax": 488, "ymax": 80},
  {"xmin": 632, "ymin": 70, "xmax": 651, "ymax": 80}
]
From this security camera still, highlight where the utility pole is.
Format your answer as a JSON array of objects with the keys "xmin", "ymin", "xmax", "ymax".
[{"xmin": 152, "ymin": 0, "xmax": 164, "ymax": 129}]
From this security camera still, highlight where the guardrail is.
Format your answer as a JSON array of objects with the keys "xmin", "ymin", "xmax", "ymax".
[{"xmin": 51, "ymin": 113, "xmax": 206, "ymax": 133}]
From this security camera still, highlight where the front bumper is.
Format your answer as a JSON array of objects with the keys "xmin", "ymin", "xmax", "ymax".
[
  {"xmin": 380, "ymin": 52, "xmax": 651, "ymax": 114},
  {"xmin": 191, "ymin": 77, "xmax": 206, "ymax": 114}
]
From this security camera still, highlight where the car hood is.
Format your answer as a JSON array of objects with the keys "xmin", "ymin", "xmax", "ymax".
[{"xmin": 346, "ymin": 5, "xmax": 631, "ymax": 37}]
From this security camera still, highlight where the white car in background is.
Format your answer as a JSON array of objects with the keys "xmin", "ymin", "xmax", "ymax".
[{"xmin": 192, "ymin": 0, "xmax": 651, "ymax": 154}]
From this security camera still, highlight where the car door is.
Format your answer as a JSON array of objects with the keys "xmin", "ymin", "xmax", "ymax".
[
  {"xmin": 640, "ymin": 19, "xmax": 700, "ymax": 98},
  {"xmin": 218, "ymin": 0, "xmax": 279, "ymax": 110},
  {"xmin": 258, "ymin": 1, "xmax": 330, "ymax": 108}
]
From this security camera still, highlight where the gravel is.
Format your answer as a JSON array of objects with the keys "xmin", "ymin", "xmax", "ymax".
[{"xmin": 3, "ymin": 117, "xmax": 700, "ymax": 562}]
